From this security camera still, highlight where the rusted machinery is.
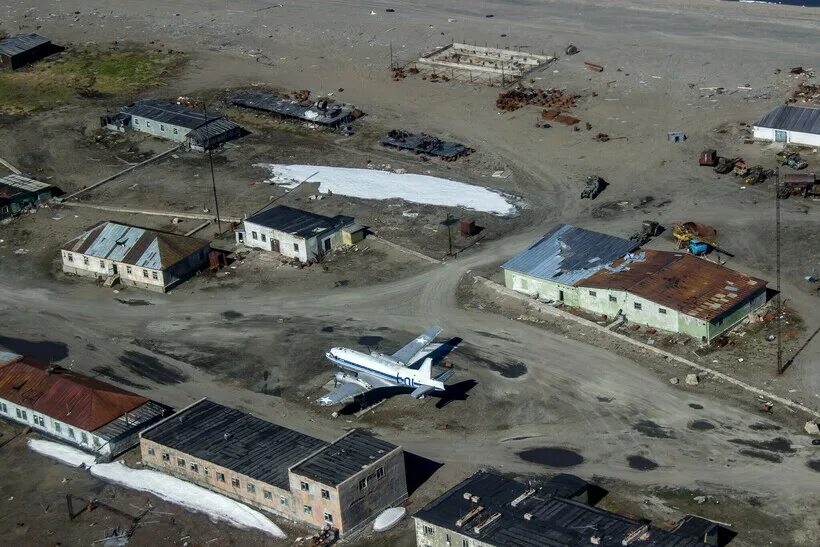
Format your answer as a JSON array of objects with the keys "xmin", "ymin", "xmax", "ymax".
[{"xmin": 672, "ymin": 222, "xmax": 717, "ymax": 248}]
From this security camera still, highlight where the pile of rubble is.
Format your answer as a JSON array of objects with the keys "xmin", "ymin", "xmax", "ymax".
[
  {"xmin": 496, "ymin": 87, "xmax": 578, "ymax": 112},
  {"xmin": 788, "ymin": 81, "xmax": 820, "ymax": 105},
  {"xmin": 290, "ymin": 89, "xmax": 311, "ymax": 103}
]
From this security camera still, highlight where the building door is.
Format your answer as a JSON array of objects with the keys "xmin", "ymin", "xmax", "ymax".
[
  {"xmin": 323, "ymin": 238, "xmax": 332, "ymax": 252},
  {"xmin": 271, "ymin": 239, "xmax": 280, "ymax": 253},
  {"xmin": 558, "ymin": 290, "xmax": 565, "ymax": 302},
  {"xmin": 775, "ymin": 130, "xmax": 787, "ymax": 143},
  {"xmin": 111, "ymin": 264, "xmax": 118, "ymax": 275}
]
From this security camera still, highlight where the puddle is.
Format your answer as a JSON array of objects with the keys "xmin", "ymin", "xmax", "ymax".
[
  {"xmin": 729, "ymin": 437, "xmax": 794, "ymax": 454},
  {"xmin": 688, "ymin": 420, "xmax": 716, "ymax": 431},
  {"xmin": 688, "ymin": 403, "xmax": 704, "ymax": 410},
  {"xmin": 633, "ymin": 420, "xmax": 676, "ymax": 439},
  {"xmin": 518, "ymin": 447, "xmax": 584, "ymax": 468},
  {"xmin": 739, "ymin": 449, "xmax": 782, "ymax": 463},
  {"xmin": 116, "ymin": 298, "xmax": 153, "ymax": 306},
  {"xmin": 749, "ymin": 423, "xmax": 781, "ymax": 432},
  {"xmin": 627, "ymin": 455, "xmax": 658, "ymax": 471},
  {"xmin": 119, "ymin": 351, "xmax": 188, "ymax": 385},
  {"xmin": 91, "ymin": 366, "xmax": 149, "ymax": 390},
  {"xmin": 358, "ymin": 336, "xmax": 383, "ymax": 347},
  {"xmin": 321, "ymin": 326, "xmax": 335, "ymax": 333},
  {"xmin": 489, "ymin": 361, "xmax": 527, "ymax": 378},
  {"xmin": 808, "ymin": 460, "xmax": 820, "ymax": 473},
  {"xmin": 0, "ymin": 336, "xmax": 68, "ymax": 362},
  {"xmin": 221, "ymin": 311, "xmax": 243, "ymax": 320}
]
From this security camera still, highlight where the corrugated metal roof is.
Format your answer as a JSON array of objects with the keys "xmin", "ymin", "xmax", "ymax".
[
  {"xmin": 0, "ymin": 174, "xmax": 55, "ymax": 201},
  {"xmin": 291, "ymin": 430, "xmax": 399, "ymax": 486},
  {"xmin": 142, "ymin": 399, "xmax": 328, "ymax": 489},
  {"xmin": 0, "ymin": 356, "xmax": 150, "ymax": 432},
  {"xmin": 501, "ymin": 224, "xmax": 639, "ymax": 285},
  {"xmin": 414, "ymin": 471, "xmax": 720, "ymax": 547},
  {"xmin": 62, "ymin": 221, "xmax": 209, "ymax": 270},
  {"xmin": 755, "ymin": 105, "xmax": 820, "ymax": 135},
  {"xmin": 93, "ymin": 400, "xmax": 170, "ymax": 441},
  {"xmin": 122, "ymin": 100, "xmax": 225, "ymax": 130},
  {"xmin": 231, "ymin": 91, "xmax": 355, "ymax": 126},
  {"xmin": 0, "ymin": 34, "xmax": 50, "ymax": 57},
  {"xmin": 579, "ymin": 250, "xmax": 767, "ymax": 321},
  {"xmin": 245, "ymin": 205, "xmax": 354, "ymax": 238}
]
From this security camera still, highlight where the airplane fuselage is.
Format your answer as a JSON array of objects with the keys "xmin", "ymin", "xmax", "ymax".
[{"xmin": 326, "ymin": 347, "xmax": 442, "ymax": 390}]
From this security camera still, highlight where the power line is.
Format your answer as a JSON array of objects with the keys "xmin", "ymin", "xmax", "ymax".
[{"xmin": 202, "ymin": 102, "xmax": 222, "ymax": 234}]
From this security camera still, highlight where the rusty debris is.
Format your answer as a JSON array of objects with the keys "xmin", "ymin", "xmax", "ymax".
[
  {"xmin": 584, "ymin": 61, "xmax": 604, "ymax": 73},
  {"xmin": 593, "ymin": 133, "xmax": 610, "ymax": 142},
  {"xmin": 496, "ymin": 87, "xmax": 579, "ymax": 112},
  {"xmin": 290, "ymin": 89, "xmax": 311, "ymax": 103},
  {"xmin": 788, "ymin": 81, "xmax": 820, "ymax": 105},
  {"xmin": 542, "ymin": 109, "xmax": 580, "ymax": 125}
]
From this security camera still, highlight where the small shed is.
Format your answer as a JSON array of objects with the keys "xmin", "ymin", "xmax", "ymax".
[
  {"xmin": 0, "ymin": 174, "xmax": 59, "ymax": 218},
  {"xmin": 753, "ymin": 105, "xmax": 820, "ymax": 147},
  {"xmin": 0, "ymin": 34, "xmax": 61, "ymax": 70}
]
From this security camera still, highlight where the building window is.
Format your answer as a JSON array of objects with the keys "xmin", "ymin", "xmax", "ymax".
[
  {"xmin": 99, "ymin": 260, "xmax": 106, "ymax": 269},
  {"xmin": 177, "ymin": 458, "xmax": 185, "ymax": 467},
  {"xmin": 93, "ymin": 437, "xmax": 101, "ymax": 448},
  {"xmin": 0, "ymin": 402, "xmax": 6, "ymax": 413},
  {"xmin": 83, "ymin": 256, "xmax": 89, "ymax": 266},
  {"xmin": 633, "ymin": 302, "xmax": 642, "ymax": 310},
  {"xmin": 204, "ymin": 468, "xmax": 210, "ymax": 477},
  {"xmin": 423, "ymin": 525, "xmax": 435, "ymax": 536},
  {"xmin": 280, "ymin": 496, "xmax": 288, "ymax": 506},
  {"xmin": 146, "ymin": 121, "xmax": 151, "ymax": 128},
  {"xmin": 588, "ymin": 290, "xmax": 597, "ymax": 297},
  {"xmin": 217, "ymin": 473, "xmax": 225, "ymax": 482},
  {"xmin": 293, "ymin": 243, "xmax": 299, "ymax": 252},
  {"xmin": 33, "ymin": 414, "xmax": 45, "ymax": 427},
  {"xmin": 303, "ymin": 505, "xmax": 312, "ymax": 516},
  {"xmin": 160, "ymin": 124, "xmax": 165, "ymax": 132},
  {"xmin": 67, "ymin": 253, "xmax": 73, "ymax": 262},
  {"xmin": 15, "ymin": 408, "xmax": 27, "ymax": 420},
  {"xmin": 247, "ymin": 483, "xmax": 256, "ymax": 494},
  {"xmin": 609, "ymin": 295, "xmax": 617, "ymax": 302},
  {"xmin": 143, "ymin": 269, "xmax": 149, "ymax": 278},
  {"xmin": 659, "ymin": 307, "xmax": 667, "ymax": 315},
  {"xmin": 358, "ymin": 478, "xmax": 367, "ymax": 490},
  {"xmin": 446, "ymin": 533, "xmax": 451, "ymax": 544},
  {"xmin": 126, "ymin": 266, "xmax": 132, "ymax": 274},
  {"xmin": 147, "ymin": 447, "xmax": 155, "ymax": 456},
  {"xmin": 462, "ymin": 539, "xmax": 470, "ymax": 547},
  {"xmin": 162, "ymin": 452, "xmax": 170, "ymax": 461},
  {"xmin": 134, "ymin": 119, "xmax": 140, "ymax": 125},
  {"xmin": 54, "ymin": 422, "xmax": 62, "ymax": 433},
  {"xmin": 252, "ymin": 231, "xmax": 258, "ymax": 240},
  {"xmin": 68, "ymin": 427, "xmax": 75, "ymax": 439},
  {"xmin": 261, "ymin": 233, "xmax": 267, "ymax": 242},
  {"xmin": 300, "ymin": 481, "xmax": 310, "ymax": 492},
  {"xmin": 321, "ymin": 489, "xmax": 330, "ymax": 500},
  {"xmin": 152, "ymin": 271, "xmax": 158, "ymax": 280},
  {"xmin": 323, "ymin": 512, "xmax": 333, "ymax": 524},
  {"xmin": 173, "ymin": 128, "xmax": 178, "ymax": 135},
  {"xmin": 376, "ymin": 467, "xmax": 385, "ymax": 480},
  {"xmin": 190, "ymin": 463, "xmax": 199, "ymax": 472},
  {"xmin": 81, "ymin": 432, "xmax": 89, "ymax": 444},
  {"xmin": 264, "ymin": 490, "xmax": 272, "ymax": 500},
  {"xmin": 231, "ymin": 478, "xmax": 240, "ymax": 488}
]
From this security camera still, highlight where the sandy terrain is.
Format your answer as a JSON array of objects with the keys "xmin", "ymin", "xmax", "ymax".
[{"xmin": 1, "ymin": 1, "xmax": 820, "ymax": 546}]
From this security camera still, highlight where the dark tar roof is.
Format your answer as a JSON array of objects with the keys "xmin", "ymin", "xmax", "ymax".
[
  {"xmin": 231, "ymin": 90, "xmax": 356, "ymax": 126},
  {"xmin": 142, "ymin": 399, "xmax": 328, "ymax": 489},
  {"xmin": 0, "ymin": 34, "xmax": 50, "ymax": 56},
  {"xmin": 380, "ymin": 130, "xmax": 472, "ymax": 159},
  {"xmin": 245, "ymin": 205, "xmax": 354, "ymax": 238},
  {"xmin": 122, "ymin": 100, "xmax": 240, "ymax": 132},
  {"xmin": 501, "ymin": 224, "xmax": 639, "ymax": 285},
  {"xmin": 291, "ymin": 430, "xmax": 399, "ymax": 486},
  {"xmin": 756, "ymin": 105, "xmax": 820, "ymax": 135},
  {"xmin": 414, "ymin": 471, "xmax": 726, "ymax": 547}
]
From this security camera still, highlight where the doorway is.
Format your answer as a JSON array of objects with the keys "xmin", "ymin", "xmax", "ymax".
[
  {"xmin": 558, "ymin": 290, "xmax": 565, "ymax": 302},
  {"xmin": 271, "ymin": 239, "xmax": 280, "ymax": 253},
  {"xmin": 323, "ymin": 238, "xmax": 332, "ymax": 252},
  {"xmin": 775, "ymin": 130, "xmax": 787, "ymax": 143}
]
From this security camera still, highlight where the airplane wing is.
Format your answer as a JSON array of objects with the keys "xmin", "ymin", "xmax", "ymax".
[
  {"xmin": 317, "ymin": 372, "xmax": 395, "ymax": 406},
  {"xmin": 391, "ymin": 326, "xmax": 443, "ymax": 365}
]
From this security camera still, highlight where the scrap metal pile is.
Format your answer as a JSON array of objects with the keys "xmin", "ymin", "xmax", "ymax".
[
  {"xmin": 701, "ymin": 150, "xmax": 773, "ymax": 185},
  {"xmin": 495, "ymin": 87, "xmax": 579, "ymax": 112}
]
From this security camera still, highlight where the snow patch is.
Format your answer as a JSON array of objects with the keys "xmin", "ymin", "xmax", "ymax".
[
  {"xmin": 27, "ymin": 439, "xmax": 285, "ymax": 538},
  {"xmin": 256, "ymin": 164, "xmax": 518, "ymax": 216}
]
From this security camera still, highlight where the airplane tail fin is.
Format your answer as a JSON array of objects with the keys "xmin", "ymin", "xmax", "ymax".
[{"xmin": 418, "ymin": 358, "xmax": 445, "ymax": 391}]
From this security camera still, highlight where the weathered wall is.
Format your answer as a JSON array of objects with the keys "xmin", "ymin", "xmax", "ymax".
[
  {"xmin": 287, "ymin": 471, "xmax": 342, "ymax": 531},
  {"xmin": 131, "ymin": 115, "xmax": 189, "ymax": 143},
  {"xmin": 503, "ymin": 270, "xmax": 579, "ymax": 306},
  {"xmin": 753, "ymin": 126, "xmax": 820, "ymax": 147},
  {"xmin": 241, "ymin": 221, "xmax": 345, "ymax": 262},
  {"xmin": 707, "ymin": 288, "xmax": 767, "ymax": 341},
  {"xmin": 413, "ymin": 517, "xmax": 494, "ymax": 547}
]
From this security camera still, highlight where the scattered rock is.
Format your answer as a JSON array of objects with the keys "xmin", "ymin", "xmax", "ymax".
[
  {"xmin": 693, "ymin": 495, "xmax": 707, "ymax": 504},
  {"xmin": 685, "ymin": 373, "xmax": 700, "ymax": 386},
  {"xmin": 805, "ymin": 421, "xmax": 820, "ymax": 436},
  {"xmin": 669, "ymin": 377, "xmax": 679, "ymax": 385}
]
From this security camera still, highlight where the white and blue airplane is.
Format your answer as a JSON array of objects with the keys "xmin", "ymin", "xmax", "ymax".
[{"xmin": 318, "ymin": 326, "xmax": 455, "ymax": 406}]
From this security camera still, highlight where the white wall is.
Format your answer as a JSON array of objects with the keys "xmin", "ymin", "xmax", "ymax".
[
  {"xmin": 241, "ymin": 221, "xmax": 343, "ymax": 262},
  {"xmin": 0, "ymin": 397, "xmax": 110, "ymax": 457},
  {"xmin": 61, "ymin": 251, "xmax": 165, "ymax": 290},
  {"xmin": 131, "ymin": 115, "xmax": 189, "ymax": 143},
  {"xmin": 753, "ymin": 126, "xmax": 820, "ymax": 147}
]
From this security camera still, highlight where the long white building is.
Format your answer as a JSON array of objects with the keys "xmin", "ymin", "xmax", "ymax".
[{"xmin": 753, "ymin": 104, "xmax": 820, "ymax": 147}]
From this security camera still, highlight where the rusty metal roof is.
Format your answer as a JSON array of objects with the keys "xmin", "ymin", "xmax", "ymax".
[
  {"xmin": 62, "ymin": 221, "xmax": 209, "ymax": 270},
  {"xmin": 0, "ymin": 356, "xmax": 150, "ymax": 432},
  {"xmin": 578, "ymin": 250, "xmax": 766, "ymax": 321}
]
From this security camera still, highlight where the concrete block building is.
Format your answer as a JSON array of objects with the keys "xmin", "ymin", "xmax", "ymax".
[
  {"xmin": 139, "ymin": 399, "xmax": 406, "ymax": 536},
  {"xmin": 101, "ymin": 100, "xmax": 245, "ymax": 151},
  {"xmin": 0, "ymin": 174, "xmax": 59, "ymax": 219},
  {"xmin": 0, "ymin": 351, "xmax": 170, "ymax": 460},
  {"xmin": 503, "ymin": 224, "xmax": 767, "ymax": 342},
  {"xmin": 61, "ymin": 221, "xmax": 210, "ymax": 293},
  {"xmin": 414, "ymin": 471, "xmax": 734, "ymax": 547},
  {"xmin": 237, "ymin": 205, "xmax": 363, "ymax": 262},
  {"xmin": 0, "ymin": 34, "xmax": 61, "ymax": 70},
  {"xmin": 753, "ymin": 105, "xmax": 820, "ymax": 147}
]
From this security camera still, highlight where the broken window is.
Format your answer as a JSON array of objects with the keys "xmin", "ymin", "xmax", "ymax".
[
  {"xmin": 147, "ymin": 447, "xmax": 155, "ymax": 456},
  {"xmin": 126, "ymin": 266, "xmax": 132, "ymax": 275},
  {"xmin": 143, "ymin": 269, "xmax": 149, "ymax": 278},
  {"xmin": 162, "ymin": 452, "xmax": 170, "ymax": 461},
  {"xmin": 252, "ymin": 231, "xmax": 258, "ymax": 240},
  {"xmin": 422, "ymin": 525, "xmax": 434, "ymax": 536},
  {"xmin": 83, "ymin": 256, "xmax": 89, "ymax": 266},
  {"xmin": 81, "ymin": 432, "xmax": 89, "ymax": 444},
  {"xmin": 264, "ymin": 490, "xmax": 272, "ymax": 500},
  {"xmin": 358, "ymin": 478, "xmax": 367, "ymax": 490},
  {"xmin": 633, "ymin": 302, "xmax": 642, "ymax": 310},
  {"xmin": 231, "ymin": 478, "xmax": 240, "ymax": 488},
  {"xmin": 609, "ymin": 295, "xmax": 617, "ymax": 302},
  {"xmin": 300, "ymin": 481, "xmax": 310, "ymax": 492},
  {"xmin": 173, "ymin": 128, "xmax": 178, "ymax": 135},
  {"xmin": 0, "ymin": 402, "xmax": 6, "ymax": 413},
  {"xmin": 323, "ymin": 512, "xmax": 333, "ymax": 524},
  {"xmin": 54, "ymin": 421, "xmax": 61, "ymax": 433},
  {"xmin": 68, "ymin": 428, "xmax": 75, "ymax": 439},
  {"xmin": 376, "ymin": 467, "xmax": 385, "ymax": 480},
  {"xmin": 293, "ymin": 243, "xmax": 299, "ymax": 252},
  {"xmin": 99, "ymin": 260, "xmax": 106, "ymax": 269},
  {"xmin": 216, "ymin": 472, "xmax": 225, "ymax": 482},
  {"xmin": 261, "ymin": 233, "xmax": 267, "ymax": 242},
  {"xmin": 152, "ymin": 271, "xmax": 159, "ymax": 280},
  {"xmin": 321, "ymin": 489, "xmax": 330, "ymax": 500},
  {"xmin": 160, "ymin": 124, "xmax": 165, "ymax": 132},
  {"xmin": 303, "ymin": 505, "xmax": 312, "ymax": 515},
  {"xmin": 247, "ymin": 483, "xmax": 255, "ymax": 494},
  {"xmin": 177, "ymin": 458, "xmax": 185, "ymax": 467},
  {"xmin": 66, "ymin": 253, "xmax": 73, "ymax": 262},
  {"xmin": 280, "ymin": 496, "xmax": 288, "ymax": 506},
  {"xmin": 190, "ymin": 463, "xmax": 199, "ymax": 472}
]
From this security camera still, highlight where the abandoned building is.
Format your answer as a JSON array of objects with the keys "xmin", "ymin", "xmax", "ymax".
[
  {"xmin": 231, "ymin": 90, "xmax": 360, "ymax": 127},
  {"xmin": 380, "ymin": 130, "xmax": 473, "ymax": 160},
  {"xmin": 237, "ymin": 205, "xmax": 364, "ymax": 262},
  {"xmin": 139, "ymin": 399, "xmax": 407, "ymax": 536},
  {"xmin": 753, "ymin": 105, "xmax": 820, "ymax": 147},
  {"xmin": 101, "ymin": 100, "xmax": 245, "ymax": 151},
  {"xmin": 502, "ymin": 224, "xmax": 767, "ymax": 342},
  {"xmin": 416, "ymin": 43, "xmax": 552, "ymax": 85},
  {"xmin": 0, "ymin": 350, "xmax": 170, "ymax": 460},
  {"xmin": 61, "ymin": 221, "xmax": 211, "ymax": 293},
  {"xmin": 0, "ymin": 33, "xmax": 61, "ymax": 70},
  {"xmin": 414, "ymin": 471, "xmax": 734, "ymax": 547},
  {"xmin": 0, "ymin": 174, "xmax": 59, "ymax": 219}
]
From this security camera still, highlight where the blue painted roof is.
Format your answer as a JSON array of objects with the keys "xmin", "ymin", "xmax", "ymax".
[{"xmin": 501, "ymin": 224, "xmax": 639, "ymax": 285}]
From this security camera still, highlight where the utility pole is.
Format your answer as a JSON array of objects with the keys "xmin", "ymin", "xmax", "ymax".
[
  {"xmin": 775, "ymin": 167, "xmax": 783, "ymax": 375},
  {"xmin": 202, "ymin": 102, "xmax": 222, "ymax": 234},
  {"xmin": 441, "ymin": 214, "xmax": 454, "ymax": 256}
]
